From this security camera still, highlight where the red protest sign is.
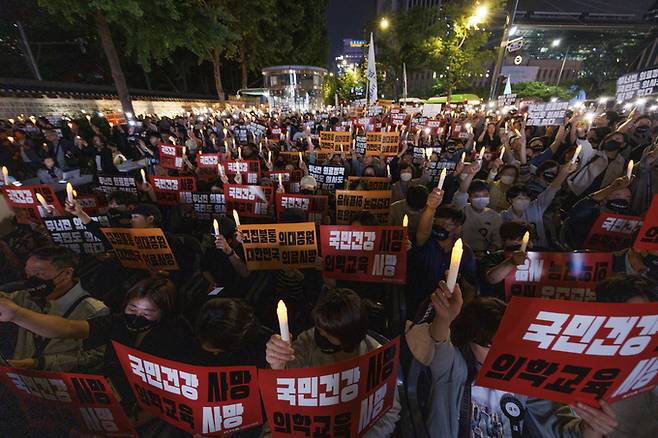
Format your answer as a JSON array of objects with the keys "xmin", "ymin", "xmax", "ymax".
[
  {"xmin": 225, "ymin": 184, "xmax": 273, "ymax": 218},
  {"xmin": 150, "ymin": 175, "xmax": 197, "ymax": 206},
  {"xmin": 220, "ymin": 160, "xmax": 261, "ymax": 185},
  {"xmin": 320, "ymin": 226, "xmax": 408, "ymax": 284},
  {"xmin": 634, "ymin": 195, "xmax": 658, "ymax": 251},
  {"xmin": 197, "ymin": 153, "xmax": 223, "ymax": 168},
  {"xmin": 112, "ymin": 342, "xmax": 262, "ymax": 436},
  {"xmin": 275, "ymin": 192, "xmax": 329, "ymax": 224},
  {"xmin": 0, "ymin": 367, "xmax": 135, "ymax": 437},
  {"xmin": 1, "ymin": 185, "xmax": 64, "ymax": 224},
  {"xmin": 583, "ymin": 212, "xmax": 643, "ymax": 251},
  {"xmin": 504, "ymin": 251, "xmax": 612, "ymax": 302},
  {"xmin": 475, "ymin": 297, "xmax": 658, "ymax": 406},
  {"xmin": 258, "ymin": 337, "xmax": 400, "ymax": 438},
  {"xmin": 159, "ymin": 144, "xmax": 186, "ymax": 169},
  {"xmin": 75, "ymin": 193, "xmax": 104, "ymax": 216}
]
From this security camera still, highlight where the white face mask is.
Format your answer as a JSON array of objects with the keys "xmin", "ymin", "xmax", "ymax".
[
  {"xmin": 500, "ymin": 175, "xmax": 515, "ymax": 185},
  {"xmin": 471, "ymin": 197, "xmax": 490, "ymax": 210},
  {"xmin": 400, "ymin": 172, "xmax": 412, "ymax": 182},
  {"xmin": 512, "ymin": 198, "xmax": 530, "ymax": 212}
]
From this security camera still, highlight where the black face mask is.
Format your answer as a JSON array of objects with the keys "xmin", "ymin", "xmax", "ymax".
[
  {"xmin": 601, "ymin": 140, "xmax": 622, "ymax": 151},
  {"xmin": 446, "ymin": 147, "xmax": 456, "ymax": 154},
  {"xmin": 543, "ymin": 171, "xmax": 557, "ymax": 182},
  {"xmin": 124, "ymin": 314, "xmax": 158, "ymax": 333},
  {"xmin": 635, "ymin": 126, "xmax": 650, "ymax": 135},
  {"xmin": 606, "ymin": 199, "xmax": 630, "ymax": 214},
  {"xmin": 314, "ymin": 328, "xmax": 342, "ymax": 354},
  {"xmin": 300, "ymin": 188, "xmax": 315, "ymax": 195},
  {"xmin": 432, "ymin": 226, "xmax": 450, "ymax": 241},
  {"xmin": 23, "ymin": 276, "xmax": 56, "ymax": 298}
]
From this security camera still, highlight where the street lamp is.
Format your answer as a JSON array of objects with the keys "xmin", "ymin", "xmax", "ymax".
[
  {"xmin": 551, "ymin": 39, "xmax": 561, "ymax": 47},
  {"xmin": 379, "ymin": 17, "xmax": 390, "ymax": 31}
]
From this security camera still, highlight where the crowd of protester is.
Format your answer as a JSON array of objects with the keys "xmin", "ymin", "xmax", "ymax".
[{"xmin": 0, "ymin": 99, "xmax": 656, "ymax": 438}]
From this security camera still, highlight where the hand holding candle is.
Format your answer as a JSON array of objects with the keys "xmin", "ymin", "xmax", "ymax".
[
  {"xmin": 478, "ymin": 146, "xmax": 485, "ymax": 161},
  {"xmin": 213, "ymin": 218, "xmax": 220, "ymax": 236},
  {"xmin": 520, "ymin": 231, "xmax": 530, "ymax": 252},
  {"xmin": 437, "ymin": 168, "xmax": 447, "ymax": 190},
  {"xmin": 277, "ymin": 300, "xmax": 290, "ymax": 342},
  {"xmin": 571, "ymin": 145, "xmax": 582, "ymax": 164},
  {"xmin": 35, "ymin": 193, "xmax": 48, "ymax": 209},
  {"xmin": 140, "ymin": 168, "xmax": 147, "ymax": 185},
  {"xmin": 66, "ymin": 182, "xmax": 74, "ymax": 204},
  {"xmin": 499, "ymin": 146, "xmax": 506, "ymax": 161},
  {"xmin": 445, "ymin": 238, "xmax": 463, "ymax": 293},
  {"xmin": 232, "ymin": 209, "xmax": 241, "ymax": 228}
]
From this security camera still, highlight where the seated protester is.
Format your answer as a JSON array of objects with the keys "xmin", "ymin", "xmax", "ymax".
[
  {"xmin": 594, "ymin": 274, "xmax": 657, "ymax": 438},
  {"xmin": 391, "ymin": 162, "xmax": 423, "ymax": 203},
  {"xmin": 452, "ymin": 172, "xmax": 503, "ymax": 256},
  {"xmin": 526, "ymin": 160, "xmax": 559, "ymax": 200},
  {"xmin": 388, "ymin": 184, "xmax": 428, "ymax": 234},
  {"xmin": 36, "ymin": 156, "xmax": 64, "ymax": 184},
  {"xmin": 65, "ymin": 200, "xmax": 202, "ymax": 285},
  {"xmin": 0, "ymin": 276, "xmax": 194, "ymax": 408},
  {"xmin": 567, "ymin": 131, "xmax": 627, "ymax": 198},
  {"xmin": 191, "ymin": 298, "xmax": 272, "ymax": 368},
  {"xmin": 201, "ymin": 216, "xmax": 249, "ymax": 295},
  {"xmin": 477, "ymin": 221, "xmax": 532, "ymax": 301},
  {"xmin": 422, "ymin": 281, "xmax": 618, "ymax": 438},
  {"xmin": 0, "ymin": 246, "xmax": 108, "ymax": 371},
  {"xmin": 265, "ymin": 288, "xmax": 400, "ymax": 437},
  {"xmin": 501, "ymin": 161, "xmax": 575, "ymax": 249},
  {"xmin": 562, "ymin": 176, "xmax": 633, "ymax": 250},
  {"xmin": 407, "ymin": 190, "xmax": 477, "ymax": 319},
  {"xmin": 487, "ymin": 164, "xmax": 518, "ymax": 212}
]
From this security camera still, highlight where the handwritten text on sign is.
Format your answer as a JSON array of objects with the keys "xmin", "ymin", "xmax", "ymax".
[
  {"xmin": 258, "ymin": 337, "xmax": 400, "ymax": 437},
  {"xmin": 112, "ymin": 342, "xmax": 262, "ymax": 436},
  {"xmin": 475, "ymin": 297, "xmax": 658, "ymax": 406}
]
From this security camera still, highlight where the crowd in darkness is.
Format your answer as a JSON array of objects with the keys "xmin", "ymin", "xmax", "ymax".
[{"xmin": 0, "ymin": 100, "xmax": 656, "ymax": 438}]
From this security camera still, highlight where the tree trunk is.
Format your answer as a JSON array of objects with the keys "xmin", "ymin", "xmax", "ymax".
[
  {"xmin": 240, "ymin": 44, "xmax": 248, "ymax": 89},
  {"xmin": 95, "ymin": 11, "xmax": 134, "ymax": 115},
  {"xmin": 212, "ymin": 48, "xmax": 226, "ymax": 105}
]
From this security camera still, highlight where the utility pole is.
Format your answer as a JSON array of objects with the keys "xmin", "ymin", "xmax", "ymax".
[
  {"xmin": 15, "ymin": 21, "xmax": 42, "ymax": 81},
  {"xmin": 556, "ymin": 46, "xmax": 570, "ymax": 86},
  {"xmin": 489, "ymin": 0, "xmax": 518, "ymax": 100}
]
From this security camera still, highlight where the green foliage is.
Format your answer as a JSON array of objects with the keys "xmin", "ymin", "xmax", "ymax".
[{"xmin": 511, "ymin": 82, "xmax": 577, "ymax": 101}]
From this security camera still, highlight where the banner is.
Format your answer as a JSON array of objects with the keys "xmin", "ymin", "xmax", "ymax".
[
  {"xmin": 504, "ymin": 251, "xmax": 612, "ymax": 302},
  {"xmin": 112, "ymin": 342, "xmax": 262, "ymax": 436},
  {"xmin": 258, "ymin": 337, "xmax": 400, "ymax": 438},
  {"xmin": 0, "ymin": 367, "xmax": 135, "ymax": 437},
  {"xmin": 347, "ymin": 176, "xmax": 391, "ymax": 191},
  {"xmin": 308, "ymin": 165, "xmax": 346, "ymax": 191},
  {"xmin": 75, "ymin": 194, "xmax": 104, "ymax": 216},
  {"xmin": 101, "ymin": 227, "xmax": 179, "ymax": 271},
  {"xmin": 180, "ymin": 192, "xmax": 226, "ymax": 220},
  {"xmin": 159, "ymin": 144, "xmax": 186, "ymax": 170},
  {"xmin": 150, "ymin": 176, "xmax": 197, "ymax": 206},
  {"xmin": 365, "ymin": 132, "xmax": 382, "ymax": 156},
  {"xmin": 320, "ymin": 226, "xmax": 407, "ymax": 284},
  {"xmin": 475, "ymin": 297, "xmax": 658, "ymax": 406},
  {"xmin": 197, "ymin": 153, "xmax": 223, "ymax": 168},
  {"xmin": 526, "ymin": 102, "xmax": 569, "ymax": 126},
  {"xmin": 43, "ymin": 215, "xmax": 111, "ymax": 254},
  {"xmin": 355, "ymin": 134, "xmax": 367, "ymax": 156},
  {"xmin": 583, "ymin": 213, "xmax": 643, "ymax": 251},
  {"xmin": 333, "ymin": 132, "xmax": 352, "ymax": 152},
  {"xmin": 616, "ymin": 68, "xmax": 658, "ymax": 102},
  {"xmin": 320, "ymin": 131, "xmax": 335, "ymax": 151},
  {"xmin": 634, "ymin": 195, "xmax": 658, "ymax": 251},
  {"xmin": 380, "ymin": 132, "xmax": 400, "ymax": 156},
  {"xmin": 275, "ymin": 193, "xmax": 329, "ymax": 224},
  {"xmin": 1, "ymin": 185, "xmax": 64, "ymax": 224},
  {"xmin": 240, "ymin": 222, "xmax": 318, "ymax": 270},
  {"xmin": 220, "ymin": 160, "xmax": 261, "ymax": 185},
  {"xmin": 335, "ymin": 190, "xmax": 391, "ymax": 225},
  {"xmin": 267, "ymin": 170, "xmax": 304, "ymax": 194},
  {"xmin": 497, "ymin": 94, "xmax": 517, "ymax": 107},
  {"xmin": 224, "ymin": 184, "xmax": 273, "ymax": 218},
  {"xmin": 98, "ymin": 174, "xmax": 138, "ymax": 196}
]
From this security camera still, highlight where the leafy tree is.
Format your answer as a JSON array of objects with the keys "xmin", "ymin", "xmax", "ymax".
[{"xmin": 512, "ymin": 81, "xmax": 577, "ymax": 101}]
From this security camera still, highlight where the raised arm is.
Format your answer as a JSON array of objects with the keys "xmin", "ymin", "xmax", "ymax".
[
  {"xmin": 0, "ymin": 297, "xmax": 90, "ymax": 339},
  {"xmin": 416, "ymin": 187, "xmax": 444, "ymax": 247}
]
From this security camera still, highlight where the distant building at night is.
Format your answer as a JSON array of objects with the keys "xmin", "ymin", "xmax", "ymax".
[{"xmin": 334, "ymin": 39, "xmax": 368, "ymax": 74}]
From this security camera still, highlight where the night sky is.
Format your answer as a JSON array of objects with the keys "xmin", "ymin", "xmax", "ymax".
[{"xmin": 326, "ymin": 0, "xmax": 376, "ymax": 69}]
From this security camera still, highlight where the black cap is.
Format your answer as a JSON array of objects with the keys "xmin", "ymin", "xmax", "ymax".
[{"xmin": 130, "ymin": 203, "xmax": 162, "ymax": 225}]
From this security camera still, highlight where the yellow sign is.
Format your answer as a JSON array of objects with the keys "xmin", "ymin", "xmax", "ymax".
[
  {"xmin": 240, "ymin": 222, "xmax": 318, "ymax": 270},
  {"xmin": 101, "ymin": 227, "xmax": 179, "ymax": 271},
  {"xmin": 335, "ymin": 190, "xmax": 392, "ymax": 224}
]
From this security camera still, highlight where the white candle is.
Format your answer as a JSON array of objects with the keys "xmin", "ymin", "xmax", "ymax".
[
  {"xmin": 499, "ymin": 146, "xmax": 505, "ymax": 161},
  {"xmin": 277, "ymin": 300, "xmax": 290, "ymax": 342},
  {"xmin": 627, "ymin": 160, "xmax": 634, "ymax": 179},
  {"xmin": 35, "ymin": 193, "xmax": 48, "ymax": 209},
  {"xmin": 238, "ymin": 146, "xmax": 242, "ymax": 160},
  {"xmin": 402, "ymin": 214, "xmax": 408, "ymax": 228},
  {"xmin": 437, "ymin": 168, "xmax": 447, "ymax": 190},
  {"xmin": 66, "ymin": 182, "xmax": 74, "ymax": 204},
  {"xmin": 460, "ymin": 152, "xmax": 466, "ymax": 163},
  {"xmin": 298, "ymin": 151, "xmax": 303, "ymax": 163},
  {"xmin": 268, "ymin": 150, "xmax": 272, "ymax": 163},
  {"xmin": 571, "ymin": 145, "xmax": 581, "ymax": 164},
  {"xmin": 478, "ymin": 146, "xmax": 485, "ymax": 160},
  {"xmin": 520, "ymin": 231, "xmax": 530, "ymax": 252},
  {"xmin": 232, "ymin": 209, "xmax": 241, "ymax": 227},
  {"xmin": 1, "ymin": 166, "xmax": 8, "ymax": 185},
  {"xmin": 218, "ymin": 163, "xmax": 224, "ymax": 177},
  {"xmin": 278, "ymin": 173, "xmax": 283, "ymax": 188},
  {"xmin": 213, "ymin": 218, "xmax": 220, "ymax": 236},
  {"xmin": 425, "ymin": 148, "xmax": 433, "ymax": 160},
  {"xmin": 446, "ymin": 238, "xmax": 463, "ymax": 293},
  {"xmin": 387, "ymin": 164, "xmax": 391, "ymax": 177},
  {"xmin": 140, "ymin": 169, "xmax": 147, "ymax": 184},
  {"xmin": 169, "ymin": 136, "xmax": 176, "ymax": 145}
]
